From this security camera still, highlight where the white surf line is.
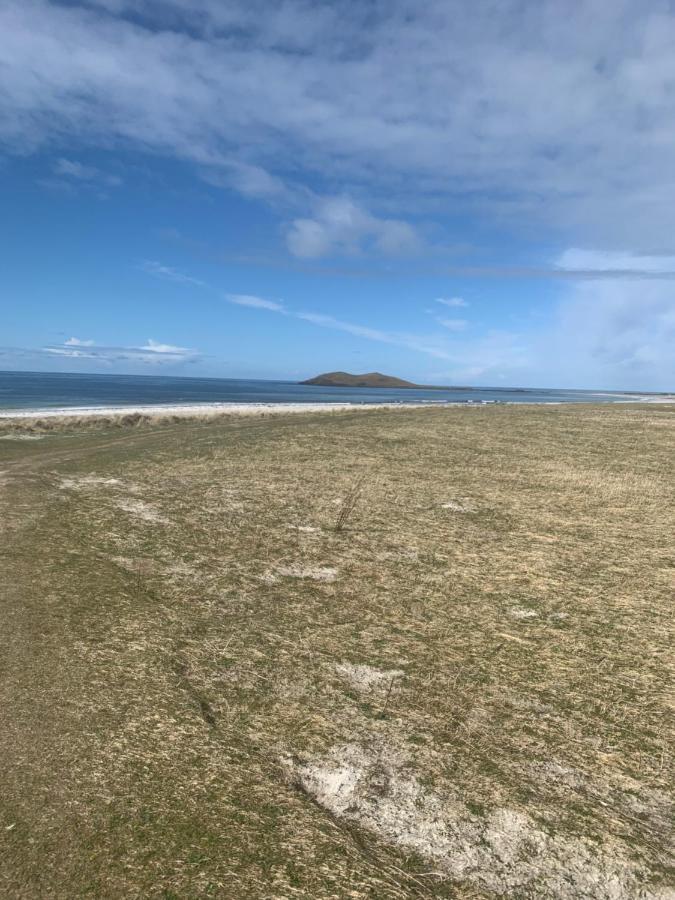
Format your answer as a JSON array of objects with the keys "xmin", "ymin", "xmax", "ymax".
[
  {"xmin": 2, "ymin": 397, "xmax": 670, "ymax": 420},
  {"xmin": 0, "ymin": 400, "xmax": 457, "ymax": 420}
]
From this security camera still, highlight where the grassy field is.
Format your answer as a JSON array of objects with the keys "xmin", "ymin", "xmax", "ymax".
[{"xmin": 0, "ymin": 404, "xmax": 673, "ymax": 899}]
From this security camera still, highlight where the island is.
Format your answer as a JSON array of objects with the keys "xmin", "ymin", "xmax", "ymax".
[{"xmin": 300, "ymin": 371, "xmax": 423, "ymax": 388}]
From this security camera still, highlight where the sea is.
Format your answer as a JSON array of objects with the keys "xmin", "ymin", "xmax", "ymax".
[{"xmin": 0, "ymin": 371, "xmax": 658, "ymax": 413}]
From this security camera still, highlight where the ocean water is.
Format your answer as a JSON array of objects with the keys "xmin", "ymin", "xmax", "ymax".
[{"xmin": 0, "ymin": 371, "xmax": 654, "ymax": 412}]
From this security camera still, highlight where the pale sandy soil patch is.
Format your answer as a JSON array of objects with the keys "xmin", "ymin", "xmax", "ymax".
[
  {"xmin": 529, "ymin": 761, "xmax": 675, "ymax": 834},
  {"xmin": 0, "ymin": 433, "xmax": 45, "ymax": 441},
  {"xmin": 113, "ymin": 498, "xmax": 168, "ymax": 524},
  {"xmin": 259, "ymin": 572, "xmax": 279, "ymax": 585},
  {"xmin": 335, "ymin": 663, "xmax": 405, "ymax": 693},
  {"xmin": 162, "ymin": 561, "xmax": 198, "ymax": 577},
  {"xmin": 289, "ymin": 742, "xmax": 666, "ymax": 899},
  {"xmin": 441, "ymin": 498, "xmax": 476, "ymax": 512},
  {"xmin": 60, "ymin": 475, "xmax": 123, "ymax": 490},
  {"xmin": 510, "ymin": 607, "xmax": 539, "ymax": 619}
]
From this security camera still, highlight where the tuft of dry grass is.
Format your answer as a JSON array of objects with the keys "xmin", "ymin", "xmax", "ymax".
[
  {"xmin": 0, "ymin": 403, "xmax": 673, "ymax": 898},
  {"xmin": 334, "ymin": 472, "xmax": 367, "ymax": 532}
]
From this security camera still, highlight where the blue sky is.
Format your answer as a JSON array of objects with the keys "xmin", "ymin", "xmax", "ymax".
[{"xmin": 1, "ymin": 1, "xmax": 675, "ymax": 390}]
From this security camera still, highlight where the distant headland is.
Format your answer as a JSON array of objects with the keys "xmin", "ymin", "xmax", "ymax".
[{"xmin": 300, "ymin": 371, "xmax": 451, "ymax": 389}]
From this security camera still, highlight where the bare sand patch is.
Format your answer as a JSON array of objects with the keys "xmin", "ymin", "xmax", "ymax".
[
  {"xmin": 0, "ymin": 433, "xmax": 45, "ymax": 441},
  {"xmin": 113, "ymin": 498, "xmax": 168, "ymax": 524},
  {"xmin": 510, "ymin": 607, "xmax": 539, "ymax": 620},
  {"xmin": 441, "ymin": 498, "xmax": 476, "ymax": 512},
  {"xmin": 60, "ymin": 475, "xmax": 123, "ymax": 490},
  {"xmin": 276, "ymin": 565, "xmax": 337, "ymax": 582},
  {"xmin": 289, "ymin": 742, "xmax": 664, "ymax": 899},
  {"xmin": 335, "ymin": 663, "xmax": 405, "ymax": 693},
  {"xmin": 259, "ymin": 572, "xmax": 279, "ymax": 585}
]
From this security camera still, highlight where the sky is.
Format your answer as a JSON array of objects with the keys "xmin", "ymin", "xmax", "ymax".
[{"xmin": 1, "ymin": 0, "xmax": 675, "ymax": 391}]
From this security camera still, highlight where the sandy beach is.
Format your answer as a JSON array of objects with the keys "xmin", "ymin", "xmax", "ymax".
[
  {"xmin": 0, "ymin": 400, "xmax": 455, "ymax": 421},
  {"xmin": 1, "ymin": 395, "xmax": 672, "ymax": 424}
]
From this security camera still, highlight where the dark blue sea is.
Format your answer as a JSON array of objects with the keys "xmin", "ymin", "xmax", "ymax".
[{"xmin": 0, "ymin": 371, "xmax": 654, "ymax": 412}]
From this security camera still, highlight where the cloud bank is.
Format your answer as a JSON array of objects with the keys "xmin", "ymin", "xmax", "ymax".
[
  {"xmin": 42, "ymin": 337, "xmax": 199, "ymax": 365},
  {"xmin": 4, "ymin": 0, "xmax": 675, "ymax": 251}
]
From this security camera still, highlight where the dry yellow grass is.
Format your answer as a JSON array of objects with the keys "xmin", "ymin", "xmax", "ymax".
[{"xmin": 0, "ymin": 404, "xmax": 673, "ymax": 898}]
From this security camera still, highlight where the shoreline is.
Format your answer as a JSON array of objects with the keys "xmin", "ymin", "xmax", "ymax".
[
  {"xmin": 0, "ymin": 400, "xmax": 452, "ymax": 421},
  {"xmin": 0, "ymin": 396, "xmax": 672, "ymax": 423}
]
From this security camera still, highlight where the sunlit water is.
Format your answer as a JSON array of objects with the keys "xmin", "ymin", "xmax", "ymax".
[{"xmin": 0, "ymin": 370, "xmax": 657, "ymax": 412}]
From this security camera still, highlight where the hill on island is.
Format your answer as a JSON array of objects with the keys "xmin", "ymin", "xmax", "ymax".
[{"xmin": 300, "ymin": 371, "xmax": 420, "ymax": 388}]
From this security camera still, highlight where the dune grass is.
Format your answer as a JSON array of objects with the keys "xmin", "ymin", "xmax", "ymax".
[{"xmin": 0, "ymin": 404, "xmax": 673, "ymax": 898}]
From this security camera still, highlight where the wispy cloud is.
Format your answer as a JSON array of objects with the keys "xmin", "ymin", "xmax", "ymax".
[
  {"xmin": 200, "ymin": 161, "xmax": 290, "ymax": 202},
  {"xmin": 42, "ymin": 337, "xmax": 199, "ymax": 365},
  {"xmin": 6, "ymin": 0, "xmax": 675, "ymax": 252},
  {"xmin": 53, "ymin": 157, "xmax": 122, "ymax": 188},
  {"xmin": 274, "ymin": 310, "xmax": 452, "ymax": 360},
  {"xmin": 437, "ymin": 318, "xmax": 468, "ymax": 332},
  {"xmin": 137, "ymin": 338, "xmax": 192, "ymax": 355},
  {"xmin": 140, "ymin": 260, "xmax": 207, "ymax": 287},
  {"xmin": 555, "ymin": 249, "xmax": 675, "ymax": 276},
  {"xmin": 226, "ymin": 293, "xmax": 286, "ymax": 312},
  {"xmin": 436, "ymin": 297, "xmax": 468, "ymax": 308},
  {"xmin": 146, "ymin": 261, "xmax": 453, "ymax": 359}
]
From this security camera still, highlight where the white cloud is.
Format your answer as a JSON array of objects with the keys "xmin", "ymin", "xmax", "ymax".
[
  {"xmin": 53, "ymin": 157, "xmax": 122, "ymax": 187},
  {"xmin": 15, "ymin": 2, "xmax": 675, "ymax": 251},
  {"xmin": 137, "ymin": 338, "xmax": 190, "ymax": 354},
  {"xmin": 540, "ymin": 265, "xmax": 675, "ymax": 390},
  {"xmin": 286, "ymin": 196, "xmax": 419, "ymax": 259},
  {"xmin": 226, "ymin": 293, "xmax": 285, "ymax": 311},
  {"xmin": 44, "ymin": 346, "xmax": 99, "ymax": 360},
  {"xmin": 286, "ymin": 220, "xmax": 331, "ymax": 259},
  {"xmin": 200, "ymin": 161, "xmax": 289, "ymax": 201},
  {"xmin": 435, "ymin": 297, "xmax": 468, "ymax": 308},
  {"xmin": 64, "ymin": 336, "xmax": 95, "ymax": 346},
  {"xmin": 43, "ymin": 337, "xmax": 198, "ymax": 365},
  {"xmin": 223, "ymin": 287, "xmax": 453, "ymax": 359},
  {"xmin": 437, "ymin": 318, "xmax": 468, "ymax": 332},
  {"xmin": 141, "ymin": 260, "xmax": 207, "ymax": 286},
  {"xmin": 556, "ymin": 249, "xmax": 675, "ymax": 276},
  {"xmin": 296, "ymin": 311, "xmax": 453, "ymax": 359}
]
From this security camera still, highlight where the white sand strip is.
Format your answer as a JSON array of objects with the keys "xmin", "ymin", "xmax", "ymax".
[
  {"xmin": 1, "ymin": 397, "xmax": 671, "ymax": 421},
  {"xmin": 0, "ymin": 400, "xmax": 454, "ymax": 421}
]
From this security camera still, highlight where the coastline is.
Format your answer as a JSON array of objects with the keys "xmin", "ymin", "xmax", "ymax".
[
  {"xmin": 0, "ymin": 396, "xmax": 672, "ymax": 424},
  {"xmin": 0, "ymin": 400, "xmax": 451, "ymax": 422},
  {"xmin": 0, "ymin": 397, "xmax": 675, "ymax": 422}
]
